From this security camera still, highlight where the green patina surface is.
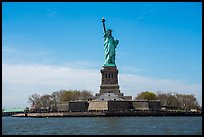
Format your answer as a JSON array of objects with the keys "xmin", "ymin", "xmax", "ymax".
[
  {"xmin": 3, "ymin": 108, "xmax": 25, "ymax": 112},
  {"xmin": 102, "ymin": 18, "xmax": 119, "ymax": 67},
  {"xmin": 103, "ymin": 63, "xmax": 116, "ymax": 67},
  {"xmin": 103, "ymin": 29, "xmax": 119, "ymax": 67}
]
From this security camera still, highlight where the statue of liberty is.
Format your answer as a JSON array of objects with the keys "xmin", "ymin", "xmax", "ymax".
[{"xmin": 102, "ymin": 17, "xmax": 119, "ymax": 66}]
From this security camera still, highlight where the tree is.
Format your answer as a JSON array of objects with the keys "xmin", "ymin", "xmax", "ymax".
[
  {"xmin": 50, "ymin": 91, "xmax": 61, "ymax": 112},
  {"xmin": 166, "ymin": 93, "xmax": 180, "ymax": 109},
  {"xmin": 39, "ymin": 94, "xmax": 51, "ymax": 111},
  {"xmin": 28, "ymin": 89, "xmax": 94, "ymax": 112},
  {"xmin": 135, "ymin": 91, "xmax": 158, "ymax": 100},
  {"xmin": 157, "ymin": 91, "xmax": 200, "ymax": 111},
  {"xmin": 176, "ymin": 93, "xmax": 200, "ymax": 110},
  {"xmin": 28, "ymin": 94, "xmax": 41, "ymax": 111},
  {"xmin": 80, "ymin": 90, "xmax": 94, "ymax": 100},
  {"xmin": 156, "ymin": 92, "xmax": 168, "ymax": 106},
  {"xmin": 60, "ymin": 90, "xmax": 74, "ymax": 101},
  {"xmin": 59, "ymin": 89, "xmax": 93, "ymax": 101}
]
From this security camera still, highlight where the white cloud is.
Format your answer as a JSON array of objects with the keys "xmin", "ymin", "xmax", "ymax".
[
  {"xmin": 2, "ymin": 64, "xmax": 202, "ymax": 108},
  {"xmin": 2, "ymin": 64, "xmax": 100, "ymax": 108},
  {"xmin": 119, "ymin": 74, "xmax": 202, "ymax": 101}
]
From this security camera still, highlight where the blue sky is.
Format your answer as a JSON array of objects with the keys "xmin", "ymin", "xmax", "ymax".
[{"xmin": 2, "ymin": 2, "xmax": 202, "ymax": 108}]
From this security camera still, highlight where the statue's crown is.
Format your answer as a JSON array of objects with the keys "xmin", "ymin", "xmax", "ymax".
[{"xmin": 107, "ymin": 29, "xmax": 112, "ymax": 32}]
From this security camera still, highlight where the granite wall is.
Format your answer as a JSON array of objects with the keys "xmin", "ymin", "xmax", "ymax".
[
  {"xmin": 69, "ymin": 101, "xmax": 89, "ymax": 112},
  {"xmin": 88, "ymin": 101, "xmax": 108, "ymax": 111}
]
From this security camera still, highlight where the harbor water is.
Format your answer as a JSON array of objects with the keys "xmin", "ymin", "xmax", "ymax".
[{"xmin": 2, "ymin": 116, "xmax": 202, "ymax": 135}]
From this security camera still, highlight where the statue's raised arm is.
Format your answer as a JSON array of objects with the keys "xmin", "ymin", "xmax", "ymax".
[{"xmin": 102, "ymin": 17, "xmax": 106, "ymax": 33}]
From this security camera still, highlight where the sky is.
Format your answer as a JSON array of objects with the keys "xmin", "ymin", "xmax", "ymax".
[{"xmin": 2, "ymin": 2, "xmax": 202, "ymax": 108}]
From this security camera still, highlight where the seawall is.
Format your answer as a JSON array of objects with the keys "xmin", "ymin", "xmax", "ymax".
[{"xmin": 11, "ymin": 111, "xmax": 202, "ymax": 118}]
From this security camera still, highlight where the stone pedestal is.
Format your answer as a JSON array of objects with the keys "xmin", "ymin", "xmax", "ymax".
[
  {"xmin": 95, "ymin": 66, "xmax": 132, "ymax": 101},
  {"xmin": 96, "ymin": 66, "xmax": 122, "ymax": 96}
]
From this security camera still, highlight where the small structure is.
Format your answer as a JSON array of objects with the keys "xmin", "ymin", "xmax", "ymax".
[
  {"xmin": 2, "ymin": 108, "xmax": 25, "ymax": 116},
  {"xmin": 95, "ymin": 93, "xmax": 123, "ymax": 101}
]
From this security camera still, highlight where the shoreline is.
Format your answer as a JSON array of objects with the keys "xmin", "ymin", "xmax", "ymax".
[{"xmin": 11, "ymin": 111, "xmax": 202, "ymax": 118}]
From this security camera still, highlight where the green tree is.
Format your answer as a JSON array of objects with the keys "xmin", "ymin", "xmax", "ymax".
[
  {"xmin": 60, "ymin": 90, "xmax": 75, "ymax": 101},
  {"xmin": 80, "ymin": 90, "xmax": 93, "ymax": 100},
  {"xmin": 59, "ymin": 89, "xmax": 93, "ymax": 101},
  {"xmin": 28, "ymin": 89, "xmax": 94, "ymax": 112},
  {"xmin": 135, "ymin": 91, "xmax": 158, "ymax": 100}
]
